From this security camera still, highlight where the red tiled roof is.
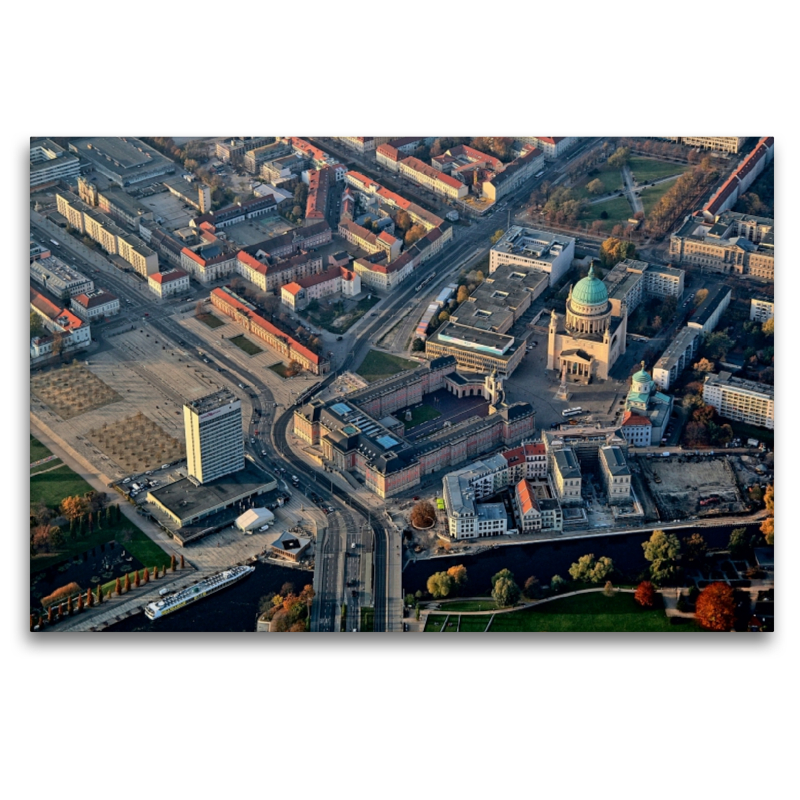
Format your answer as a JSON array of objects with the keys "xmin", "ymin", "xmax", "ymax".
[
  {"xmin": 237, "ymin": 251, "xmax": 268, "ymax": 275},
  {"xmin": 401, "ymin": 156, "xmax": 464, "ymax": 190},
  {"xmin": 282, "ymin": 282, "xmax": 302, "ymax": 296},
  {"xmin": 346, "ymin": 171, "xmax": 381, "ymax": 191},
  {"xmin": 621, "ymin": 410, "xmax": 651, "ymax": 427},
  {"xmin": 377, "ymin": 144, "xmax": 400, "ymax": 161},
  {"xmin": 30, "ymin": 287, "xmax": 61, "ymax": 320},
  {"xmin": 534, "ymin": 137, "xmax": 564, "ymax": 145},
  {"xmin": 516, "ymin": 478, "xmax": 539, "ymax": 515},
  {"xmin": 523, "ymin": 442, "xmax": 546, "ymax": 456},
  {"xmin": 73, "ymin": 289, "xmax": 118, "ymax": 307},
  {"xmin": 211, "ymin": 287, "xmax": 319, "ymax": 365},
  {"xmin": 705, "ymin": 176, "xmax": 740, "ymax": 216},
  {"xmin": 377, "ymin": 230, "xmax": 398, "ymax": 246},
  {"xmin": 57, "ymin": 309, "xmax": 84, "ymax": 331},
  {"xmin": 150, "ymin": 269, "xmax": 188, "ymax": 285}
]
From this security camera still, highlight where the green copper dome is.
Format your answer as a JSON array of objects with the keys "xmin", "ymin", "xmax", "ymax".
[
  {"xmin": 632, "ymin": 361, "xmax": 652, "ymax": 384},
  {"xmin": 572, "ymin": 264, "xmax": 608, "ymax": 307}
]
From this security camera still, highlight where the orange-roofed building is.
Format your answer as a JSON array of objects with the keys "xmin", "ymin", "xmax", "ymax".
[
  {"xmin": 619, "ymin": 410, "xmax": 652, "ymax": 448},
  {"xmin": 514, "ymin": 478, "xmax": 542, "ymax": 532},
  {"xmin": 147, "ymin": 268, "xmax": 190, "ymax": 299}
]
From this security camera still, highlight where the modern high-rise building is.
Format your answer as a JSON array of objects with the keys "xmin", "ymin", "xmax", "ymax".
[{"xmin": 183, "ymin": 390, "xmax": 245, "ymax": 484}]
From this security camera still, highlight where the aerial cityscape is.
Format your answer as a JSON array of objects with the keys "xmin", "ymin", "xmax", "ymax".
[{"xmin": 29, "ymin": 134, "xmax": 775, "ymax": 633}]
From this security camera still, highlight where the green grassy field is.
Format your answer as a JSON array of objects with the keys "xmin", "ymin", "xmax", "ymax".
[
  {"xmin": 31, "ymin": 459, "xmax": 64, "ymax": 475},
  {"xmin": 230, "ymin": 334, "xmax": 263, "ymax": 355},
  {"xmin": 458, "ymin": 615, "xmax": 492, "ymax": 632},
  {"xmin": 268, "ymin": 362, "xmax": 292, "ymax": 378},
  {"xmin": 305, "ymin": 295, "xmax": 380, "ymax": 333},
  {"xmin": 30, "ymin": 463, "xmax": 94, "ymax": 510},
  {"xmin": 197, "ymin": 312, "xmax": 225, "ymax": 329},
  {"xmin": 628, "ymin": 156, "xmax": 690, "ymax": 184},
  {"xmin": 439, "ymin": 598, "xmax": 497, "ymax": 612},
  {"xmin": 640, "ymin": 179, "xmax": 678, "ymax": 216},
  {"xmin": 488, "ymin": 592, "xmax": 702, "ymax": 632},
  {"xmin": 357, "ymin": 350, "xmax": 418, "ymax": 382},
  {"xmin": 572, "ymin": 164, "xmax": 624, "ymax": 200},
  {"xmin": 403, "ymin": 404, "xmax": 441, "ymax": 429},
  {"xmin": 30, "ymin": 435, "xmax": 53, "ymax": 464},
  {"xmin": 581, "ymin": 195, "xmax": 634, "ymax": 225}
]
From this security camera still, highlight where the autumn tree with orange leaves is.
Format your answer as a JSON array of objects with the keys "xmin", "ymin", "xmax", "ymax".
[
  {"xmin": 634, "ymin": 581, "xmax": 656, "ymax": 609},
  {"xmin": 695, "ymin": 583, "xmax": 735, "ymax": 632}
]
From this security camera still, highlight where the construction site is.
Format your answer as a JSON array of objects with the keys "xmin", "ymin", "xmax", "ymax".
[{"xmin": 636, "ymin": 453, "xmax": 750, "ymax": 521}]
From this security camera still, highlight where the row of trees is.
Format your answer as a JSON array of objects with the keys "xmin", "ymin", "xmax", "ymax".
[{"xmin": 643, "ymin": 160, "xmax": 719, "ymax": 237}]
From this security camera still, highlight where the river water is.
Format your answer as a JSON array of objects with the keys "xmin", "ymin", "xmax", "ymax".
[
  {"xmin": 104, "ymin": 562, "xmax": 312, "ymax": 632},
  {"xmin": 401, "ymin": 523, "xmax": 763, "ymax": 596}
]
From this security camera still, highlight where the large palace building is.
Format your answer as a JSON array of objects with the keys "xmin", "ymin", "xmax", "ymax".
[
  {"xmin": 293, "ymin": 357, "xmax": 535, "ymax": 498},
  {"xmin": 547, "ymin": 265, "xmax": 627, "ymax": 383}
]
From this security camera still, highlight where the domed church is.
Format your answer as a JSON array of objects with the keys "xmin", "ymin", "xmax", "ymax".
[{"xmin": 546, "ymin": 264, "xmax": 628, "ymax": 383}]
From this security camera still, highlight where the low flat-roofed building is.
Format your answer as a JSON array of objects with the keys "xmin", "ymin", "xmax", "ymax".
[
  {"xmin": 148, "ymin": 267, "xmax": 190, "ymax": 299},
  {"xmin": 30, "ymin": 138, "xmax": 81, "ymax": 187},
  {"xmin": 78, "ymin": 176, "xmax": 154, "ymax": 229},
  {"xmin": 235, "ymin": 507, "xmax": 275, "ymax": 531},
  {"xmin": 750, "ymin": 297, "xmax": 774, "ymax": 323},
  {"xmin": 652, "ymin": 326, "xmax": 701, "ymax": 390},
  {"xmin": 687, "ymin": 285, "xmax": 731, "ymax": 334},
  {"xmin": 69, "ymin": 137, "xmax": 175, "ymax": 187},
  {"xmin": 426, "ymin": 321, "xmax": 525, "ymax": 377},
  {"xmin": 490, "ymin": 226, "xmax": 575, "ymax": 285},
  {"xmin": 703, "ymin": 371, "xmax": 774, "ymax": 430},
  {"xmin": 147, "ymin": 461, "xmax": 278, "ymax": 543},
  {"xmin": 30, "ymin": 255, "xmax": 94, "ymax": 299},
  {"xmin": 271, "ymin": 530, "xmax": 311, "ymax": 562},
  {"xmin": 598, "ymin": 445, "xmax": 631, "ymax": 504},
  {"xmin": 552, "ymin": 447, "xmax": 582, "ymax": 504},
  {"xmin": 70, "ymin": 289, "xmax": 120, "ymax": 320}
]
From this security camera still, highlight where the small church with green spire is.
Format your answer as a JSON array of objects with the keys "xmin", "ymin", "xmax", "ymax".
[{"xmin": 621, "ymin": 361, "xmax": 673, "ymax": 446}]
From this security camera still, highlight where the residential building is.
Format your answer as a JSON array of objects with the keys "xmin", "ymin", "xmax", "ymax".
[
  {"xmin": 604, "ymin": 259, "xmax": 685, "ymax": 311},
  {"xmin": 338, "ymin": 220, "xmax": 401, "ymax": 261},
  {"xmin": 687, "ymin": 285, "xmax": 731, "ymax": 335},
  {"xmin": 148, "ymin": 267, "xmax": 190, "ymax": 299},
  {"xmin": 552, "ymin": 448, "xmax": 582, "ymax": 504},
  {"xmin": 260, "ymin": 152, "xmax": 307, "ymax": 183},
  {"xmin": 521, "ymin": 137, "xmax": 579, "ymax": 160},
  {"xmin": 184, "ymin": 390, "xmax": 245, "ymax": 484},
  {"xmin": 68, "ymin": 137, "xmax": 175, "ymax": 187},
  {"xmin": 598, "ymin": 446, "xmax": 632, "ymax": 504},
  {"xmin": 78, "ymin": 177, "xmax": 154, "ymax": 229},
  {"xmin": 210, "ymin": 286, "xmax": 328, "ymax": 375},
  {"xmin": 666, "ymin": 136, "xmax": 747, "ymax": 154},
  {"xmin": 669, "ymin": 211, "xmax": 774, "ymax": 281},
  {"xmin": 56, "ymin": 191, "xmax": 158, "ymax": 277},
  {"xmin": 280, "ymin": 264, "xmax": 361, "ymax": 311},
  {"xmin": 236, "ymin": 250, "xmax": 324, "ymax": 293},
  {"xmin": 30, "ymin": 139, "xmax": 80, "ymax": 187},
  {"xmin": 305, "ymin": 166, "xmax": 335, "ymax": 222},
  {"xmin": 215, "ymin": 137, "xmax": 273, "ymax": 163},
  {"xmin": 652, "ymin": 326, "xmax": 701, "ymax": 391},
  {"xmin": 30, "ymin": 287, "xmax": 91, "ymax": 359},
  {"xmin": 490, "ymin": 226, "xmax": 575, "ymax": 285},
  {"xmin": 70, "ymin": 289, "xmax": 120, "ymax": 321},
  {"xmin": 547, "ymin": 265, "xmax": 627, "ymax": 383},
  {"xmin": 503, "ymin": 442, "xmax": 548, "ymax": 483},
  {"xmin": 514, "ymin": 478, "xmax": 542, "ymax": 532},
  {"xmin": 481, "ymin": 147, "xmax": 545, "ymax": 202},
  {"xmin": 190, "ymin": 194, "xmax": 277, "ymax": 230},
  {"xmin": 702, "ymin": 372, "xmax": 774, "ymax": 430},
  {"xmin": 750, "ymin": 297, "xmax": 774, "ymax": 323},
  {"xmin": 180, "ymin": 228, "xmax": 237, "ymax": 284},
  {"xmin": 243, "ymin": 140, "xmax": 291, "ymax": 173},
  {"xmin": 442, "ymin": 456, "xmax": 511, "ymax": 539},
  {"xmin": 398, "ymin": 157, "xmax": 468, "ymax": 200},
  {"xmin": 30, "ymin": 255, "xmax": 94, "ymax": 299}
]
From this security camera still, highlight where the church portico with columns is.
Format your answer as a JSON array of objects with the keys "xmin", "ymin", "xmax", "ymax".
[{"xmin": 547, "ymin": 264, "xmax": 627, "ymax": 383}]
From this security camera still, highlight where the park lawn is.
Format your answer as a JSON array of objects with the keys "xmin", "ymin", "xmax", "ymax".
[
  {"xmin": 439, "ymin": 598, "xmax": 497, "ymax": 612},
  {"xmin": 360, "ymin": 607, "xmax": 375, "ymax": 632},
  {"xmin": 30, "ymin": 463, "xmax": 94, "ymax": 511},
  {"xmin": 458, "ymin": 615, "xmax": 492, "ymax": 632},
  {"xmin": 31, "ymin": 458, "xmax": 64, "ymax": 475},
  {"xmin": 424, "ymin": 615, "xmax": 447, "ymax": 632},
  {"xmin": 403, "ymin": 404, "xmax": 441, "ymax": 429},
  {"xmin": 197, "ymin": 312, "xmax": 225, "ymax": 329},
  {"xmin": 30, "ymin": 435, "xmax": 53, "ymax": 464},
  {"xmin": 31, "ymin": 514, "xmax": 171, "ymax": 575},
  {"xmin": 230, "ymin": 334, "xmax": 263, "ymax": 355},
  {"xmin": 488, "ymin": 592, "xmax": 703, "ymax": 632},
  {"xmin": 357, "ymin": 349, "xmax": 418, "ymax": 383},
  {"xmin": 442, "ymin": 616, "xmax": 460, "ymax": 631},
  {"xmin": 305, "ymin": 295, "xmax": 380, "ymax": 333},
  {"xmin": 640, "ymin": 179, "xmax": 678, "ymax": 216},
  {"xmin": 580, "ymin": 195, "xmax": 634, "ymax": 226},
  {"xmin": 628, "ymin": 156, "xmax": 690, "ymax": 184},
  {"xmin": 572, "ymin": 163, "xmax": 624, "ymax": 200}
]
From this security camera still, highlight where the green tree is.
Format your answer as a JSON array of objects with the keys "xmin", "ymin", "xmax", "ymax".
[
  {"xmin": 30, "ymin": 312, "xmax": 45, "ymax": 338},
  {"xmin": 49, "ymin": 527, "xmax": 65, "ymax": 549},
  {"xmin": 411, "ymin": 338, "xmax": 425, "ymax": 352},
  {"xmin": 642, "ymin": 529, "xmax": 681, "ymax": 584},
  {"xmin": 490, "ymin": 229, "xmax": 505, "ymax": 245},
  {"xmin": 568, "ymin": 554, "xmax": 614, "ymax": 584},
  {"xmin": 762, "ymin": 317, "xmax": 774, "ymax": 337},
  {"xmin": 427, "ymin": 571, "xmax": 454, "ymax": 599},
  {"xmin": 523, "ymin": 576, "xmax": 542, "ymax": 600},
  {"xmin": 492, "ymin": 575, "xmax": 520, "ymax": 607},
  {"xmin": 586, "ymin": 178, "xmax": 604, "ymax": 196},
  {"xmin": 607, "ymin": 147, "xmax": 630, "ymax": 169},
  {"xmin": 702, "ymin": 331, "xmax": 735, "ymax": 361},
  {"xmin": 682, "ymin": 533, "xmax": 708, "ymax": 565},
  {"xmin": 550, "ymin": 574, "xmax": 568, "ymax": 593}
]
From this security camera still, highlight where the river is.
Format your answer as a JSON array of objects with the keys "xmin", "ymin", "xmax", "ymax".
[
  {"xmin": 104, "ymin": 562, "xmax": 313, "ymax": 632},
  {"xmin": 402, "ymin": 523, "xmax": 763, "ymax": 596}
]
